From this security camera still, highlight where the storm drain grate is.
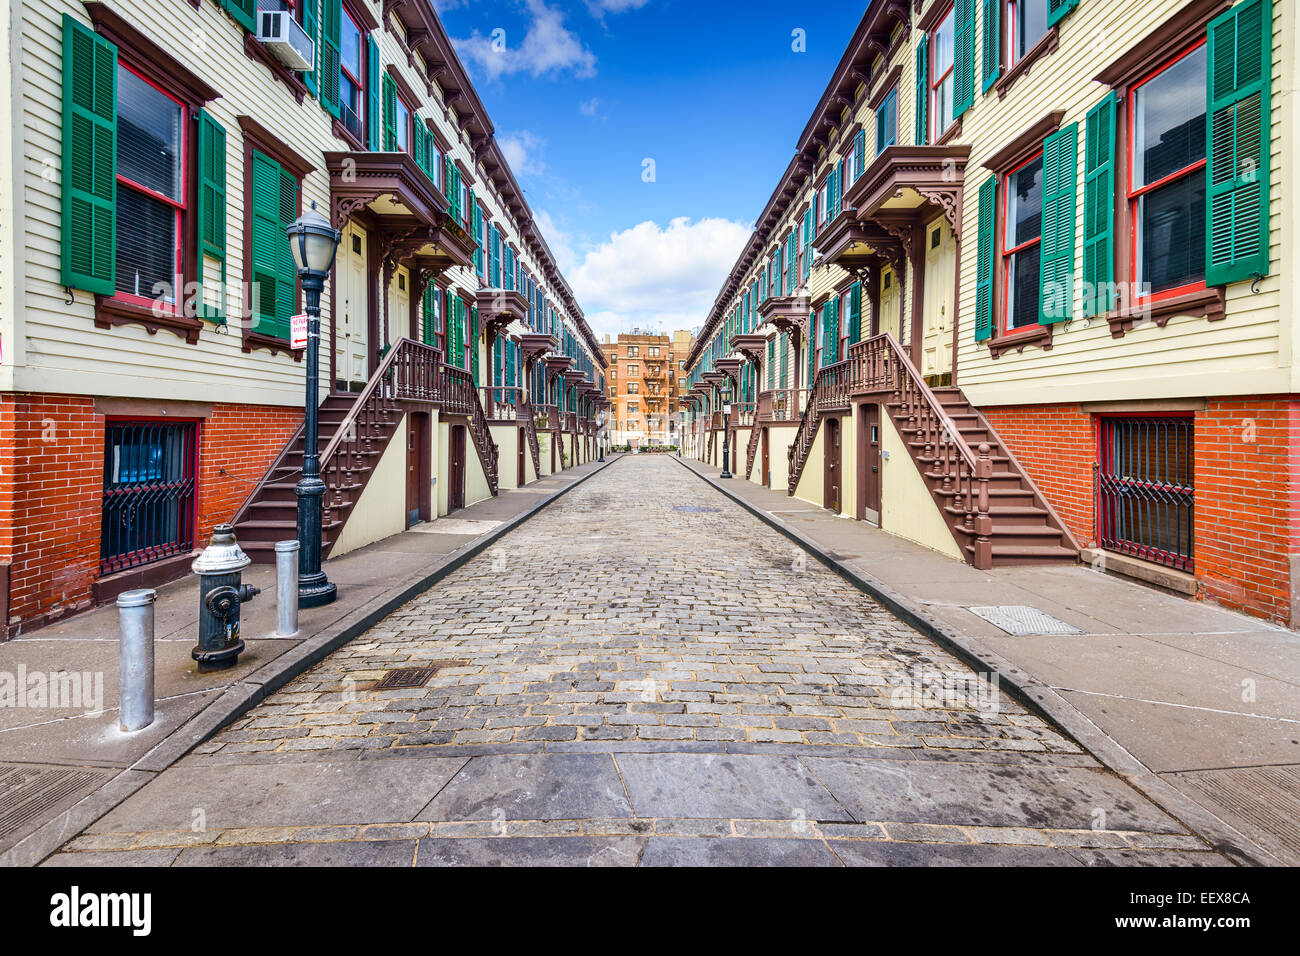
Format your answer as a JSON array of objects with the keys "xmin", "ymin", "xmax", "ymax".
[
  {"xmin": 373, "ymin": 660, "xmax": 468, "ymax": 690},
  {"xmin": 673, "ymin": 506, "xmax": 721, "ymax": 514},
  {"xmin": 967, "ymin": 605, "xmax": 1081, "ymax": 636},
  {"xmin": 0, "ymin": 763, "xmax": 111, "ymax": 843}
]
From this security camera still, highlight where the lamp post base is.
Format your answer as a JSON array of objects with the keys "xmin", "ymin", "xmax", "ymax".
[{"xmin": 298, "ymin": 572, "xmax": 337, "ymax": 609}]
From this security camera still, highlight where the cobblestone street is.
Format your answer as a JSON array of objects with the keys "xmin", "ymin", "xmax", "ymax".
[{"xmin": 49, "ymin": 458, "xmax": 1228, "ymax": 866}]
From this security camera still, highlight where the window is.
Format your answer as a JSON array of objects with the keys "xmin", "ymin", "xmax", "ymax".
[
  {"xmin": 930, "ymin": 5, "xmax": 956, "ymax": 140},
  {"xmin": 649, "ymin": 346, "xmax": 659, "ymax": 357},
  {"xmin": 115, "ymin": 64, "xmax": 184, "ymax": 308},
  {"xmin": 837, "ymin": 288, "xmax": 851, "ymax": 360},
  {"xmin": 628, "ymin": 364, "xmax": 639, "ymax": 376},
  {"xmin": 875, "ymin": 88, "xmax": 898, "ymax": 155},
  {"xmin": 816, "ymin": 178, "xmax": 830, "ymax": 227},
  {"xmin": 1009, "ymin": 0, "xmax": 1049, "ymax": 65},
  {"xmin": 628, "ymin": 382, "xmax": 639, "ymax": 394},
  {"xmin": 628, "ymin": 346, "xmax": 638, "ymax": 357},
  {"xmin": 394, "ymin": 94, "xmax": 410, "ymax": 153},
  {"xmin": 1129, "ymin": 42, "xmax": 1207, "ymax": 301},
  {"xmin": 1002, "ymin": 151, "xmax": 1044, "ymax": 331},
  {"xmin": 338, "ymin": 8, "xmax": 364, "ymax": 140},
  {"xmin": 101, "ymin": 420, "xmax": 197, "ymax": 575},
  {"xmin": 1096, "ymin": 415, "xmax": 1194, "ymax": 571},
  {"xmin": 678, "ymin": 360, "xmax": 685, "ymax": 370}
]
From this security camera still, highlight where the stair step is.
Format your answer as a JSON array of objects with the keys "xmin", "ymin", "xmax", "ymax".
[
  {"xmin": 966, "ymin": 543, "xmax": 1079, "ymax": 565},
  {"xmin": 944, "ymin": 505, "xmax": 1049, "ymax": 519}
]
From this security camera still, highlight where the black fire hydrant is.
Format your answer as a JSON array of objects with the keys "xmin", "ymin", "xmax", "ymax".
[{"xmin": 191, "ymin": 524, "xmax": 259, "ymax": 673}]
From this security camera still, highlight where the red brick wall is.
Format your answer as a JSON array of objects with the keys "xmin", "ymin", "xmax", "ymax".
[
  {"xmin": 981, "ymin": 404, "xmax": 1095, "ymax": 544},
  {"xmin": 982, "ymin": 396, "xmax": 1299, "ymax": 626},
  {"xmin": 0, "ymin": 394, "xmax": 299, "ymax": 631}
]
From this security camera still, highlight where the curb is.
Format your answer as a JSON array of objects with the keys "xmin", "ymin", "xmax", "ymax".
[
  {"xmin": 672, "ymin": 455, "xmax": 1276, "ymax": 867},
  {"xmin": 8, "ymin": 455, "xmax": 623, "ymax": 868}
]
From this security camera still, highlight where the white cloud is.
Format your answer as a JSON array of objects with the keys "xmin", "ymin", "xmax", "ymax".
[
  {"xmin": 499, "ymin": 131, "xmax": 547, "ymax": 178},
  {"xmin": 578, "ymin": 97, "xmax": 603, "ymax": 118},
  {"xmin": 453, "ymin": 0, "xmax": 596, "ymax": 82},
  {"xmin": 586, "ymin": 0, "xmax": 652, "ymax": 16},
  {"xmin": 566, "ymin": 217, "xmax": 751, "ymax": 339}
]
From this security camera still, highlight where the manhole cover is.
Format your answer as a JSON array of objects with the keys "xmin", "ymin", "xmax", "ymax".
[
  {"xmin": 967, "ymin": 605, "xmax": 1081, "ymax": 636},
  {"xmin": 673, "ymin": 506, "xmax": 721, "ymax": 514},
  {"xmin": 0, "ymin": 763, "xmax": 111, "ymax": 845}
]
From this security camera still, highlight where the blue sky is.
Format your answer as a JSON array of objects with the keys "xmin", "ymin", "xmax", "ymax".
[{"xmin": 434, "ymin": 0, "xmax": 863, "ymax": 339}]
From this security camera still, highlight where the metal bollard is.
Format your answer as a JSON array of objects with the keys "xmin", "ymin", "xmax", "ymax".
[
  {"xmin": 117, "ymin": 589, "xmax": 156, "ymax": 733},
  {"xmin": 275, "ymin": 540, "xmax": 300, "ymax": 637}
]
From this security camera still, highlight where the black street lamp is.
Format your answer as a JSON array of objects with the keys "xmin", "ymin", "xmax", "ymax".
[
  {"xmin": 286, "ymin": 202, "xmax": 342, "ymax": 609},
  {"xmin": 598, "ymin": 410, "xmax": 606, "ymax": 462},
  {"xmin": 720, "ymin": 385, "xmax": 733, "ymax": 479}
]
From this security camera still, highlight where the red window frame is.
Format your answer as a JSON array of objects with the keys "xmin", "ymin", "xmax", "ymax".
[
  {"xmin": 930, "ymin": 3, "xmax": 956, "ymax": 143},
  {"xmin": 113, "ymin": 61, "xmax": 187, "ymax": 313},
  {"xmin": 339, "ymin": 6, "xmax": 365, "ymax": 123},
  {"xmin": 1007, "ymin": 0, "xmax": 1047, "ymax": 68},
  {"xmin": 1126, "ymin": 38, "xmax": 1208, "ymax": 305},
  {"xmin": 999, "ymin": 148, "xmax": 1043, "ymax": 334}
]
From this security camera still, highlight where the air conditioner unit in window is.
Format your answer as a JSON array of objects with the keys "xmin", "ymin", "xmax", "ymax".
[{"xmin": 256, "ymin": 11, "xmax": 314, "ymax": 72}]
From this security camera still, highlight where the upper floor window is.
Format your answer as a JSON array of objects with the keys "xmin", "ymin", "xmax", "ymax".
[
  {"xmin": 930, "ymin": 5, "xmax": 956, "ymax": 140},
  {"xmin": 115, "ymin": 64, "xmax": 185, "ymax": 308},
  {"xmin": 1129, "ymin": 41, "xmax": 1207, "ymax": 301},
  {"xmin": 628, "ymin": 346, "xmax": 639, "ymax": 357},
  {"xmin": 1002, "ymin": 151, "xmax": 1043, "ymax": 331},
  {"xmin": 1009, "ymin": 0, "xmax": 1049, "ymax": 65},
  {"xmin": 338, "ymin": 8, "xmax": 364, "ymax": 141},
  {"xmin": 649, "ymin": 346, "xmax": 659, "ymax": 357},
  {"xmin": 628, "ymin": 364, "xmax": 639, "ymax": 375},
  {"xmin": 816, "ymin": 178, "xmax": 830, "ymax": 227}
]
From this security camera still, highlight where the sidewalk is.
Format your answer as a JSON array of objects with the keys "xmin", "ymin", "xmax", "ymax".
[
  {"xmin": 677, "ymin": 456, "xmax": 1300, "ymax": 866},
  {"xmin": 0, "ymin": 455, "xmax": 618, "ymax": 866}
]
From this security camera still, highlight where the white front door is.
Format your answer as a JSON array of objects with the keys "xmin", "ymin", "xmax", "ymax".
[
  {"xmin": 922, "ymin": 217, "xmax": 955, "ymax": 380},
  {"xmin": 335, "ymin": 221, "xmax": 369, "ymax": 389},
  {"xmin": 878, "ymin": 264, "xmax": 902, "ymax": 343}
]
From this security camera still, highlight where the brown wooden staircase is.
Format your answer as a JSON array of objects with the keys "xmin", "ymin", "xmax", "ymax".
[
  {"xmin": 744, "ymin": 403, "xmax": 763, "ymax": 480},
  {"xmin": 785, "ymin": 333, "xmax": 1078, "ymax": 569},
  {"xmin": 520, "ymin": 399, "xmax": 542, "ymax": 479},
  {"xmin": 232, "ymin": 337, "xmax": 499, "ymax": 563}
]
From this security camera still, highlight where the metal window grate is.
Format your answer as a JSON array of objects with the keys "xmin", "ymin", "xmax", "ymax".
[
  {"xmin": 1096, "ymin": 416, "xmax": 1194, "ymax": 572},
  {"xmin": 100, "ymin": 421, "xmax": 198, "ymax": 575}
]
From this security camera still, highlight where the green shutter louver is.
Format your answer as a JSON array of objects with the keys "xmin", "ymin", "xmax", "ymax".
[
  {"xmin": 225, "ymin": 0, "xmax": 257, "ymax": 33},
  {"xmin": 60, "ymin": 14, "xmax": 117, "ymax": 296},
  {"xmin": 412, "ymin": 120, "xmax": 428, "ymax": 179},
  {"xmin": 853, "ymin": 128, "xmax": 867, "ymax": 178},
  {"xmin": 303, "ymin": 0, "xmax": 319, "ymax": 98},
  {"xmin": 849, "ymin": 282, "xmax": 862, "ymax": 343},
  {"xmin": 975, "ymin": 176, "xmax": 997, "ymax": 342},
  {"xmin": 1047, "ymin": 0, "xmax": 1079, "ymax": 28},
  {"xmin": 365, "ymin": 35, "xmax": 380, "ymax": 149},
  {"xmin": 250, "ymin": 150, "xmax": 297, "ymax": 339},
  {"xmin": 1039, "ymin": 122, "xmax": 1078, "ymax": 325},
  {"xmin": 471, "ymin": 305, "xmax": 480, "ymax": 385},
  {"xmin": 382, "ymin": 73, "xmax": 397, "ymax": 151},
  {"xmin": 1206, "ymin": 0, "xmax": 1272, "ymax": 287},
  {"xmin": 319, "ymin": 0, "xmax": 341, "ymax": 118},
  {"xmin": 1083, "ymin": 93, "xmax": 1117, "ymax": 316},
  {"xmin": 802, "ymin": 210, "xmax": 812, "ymax": 281},
  {"xmin": 915, "ymin": 35, "xmax": 929, "ymax": 145},
  {"xmin": 954, "ymin": 0, "xmax": 975, "ymax": 116},
  {"xmin": 982, "ymin": 0, "xmax": 1001, "ymax": 93},
  {"xmin": 196, "ymin": 109, "xmax": 227, "ymax": 323},
  {"xmin": 421, "ymin": 284, "xmax": 436, "ymax": 346},
  {"xmin": 767, "ymin": 338, "xmax": 775, "ymax": 389}
]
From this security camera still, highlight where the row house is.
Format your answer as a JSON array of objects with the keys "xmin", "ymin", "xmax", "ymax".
[
  {"xmin": 0, "ymin": 0, "xmax": 606, "ymax": 635},
  {"xmin": 685, "ymin": 0, "xmax": 1296, "ymax": 626}
]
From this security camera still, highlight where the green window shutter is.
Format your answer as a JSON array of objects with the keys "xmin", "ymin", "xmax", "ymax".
[
  {"xmin": 382, "ymin": 73, "xmax": 397, "ymax": 151},
  {"xmin": 802, "ymin": 210, "xmax": 812, "ymax": 281},
  {"xmin": 849, "ymin": 282, "xmax": 862, "ymax": 342},
  {"xmin": 365, "ymin": 35, "xmax": 380, "ymax": 148},
  {"xmin": 915, "ymin": 35, "xmax": 929, "ymax": 145},
  {"xmin": 412, "ymin": 120, "xmax": 427, "ymax": 178},
  {"xmin": 1047, "ymin": 0, "xmax": 1079, "ymax": 28},
  {"xmin": 421, "ymin": 284, "xmax": 435, "ymax": 345},
  {"xmin": 250, "ymin": 150, "xmax": 292, "ymax": 338},
  {"xmin": 61, "ymin": 14, "xmax": 117, "ymax": 295},
  {"xmin": 1039, "ymin": 122, "xmax": 1078, "ymax": 325},
  {"xmin": 470, "ymin": 306, "xmax": 480, "ymax": 385},
  {"xmin": 196, "ymin": 109, "xmax": 227, "ymax": 323},
  {"xmin": 982, "ymin": 0, "xmax": 1001, "ymax": 93},
  {"xmin": 853, "ymin": 128, "xmax": 866, "ymax": 178},
  {"xmin": 1206, "ymin": 0, "xmax": 1272, "ymax": 286},
  {"xmin": 1083, "ymin": 92, "xmax": 1117, "ymax": 316},
  {"xmin": 303, "ymin": 0, "xmax": 319, "ymax": 98},
  {"xmin": 319, "ymin": 0, "xmax": 341, "ymax": 118},
  {"xmin": 975, "ymin": 176, "xmax": 997, "ymax": 341},
  {"xmin": 766, "ymin": 338, "xmax": 775, "ymax": 388},
  {"xmin": 954, "ymin": 0, "xmax": 975, "ymax": 116},
  {"xmin": 807, "ymin": 313, "xmax": 817, "ymax": 383},
  {"xmin": 225, "ymin": 0, "xmax": 257, "ymax": 32},
  {"xmin": 780, "ymin": 335, "xmax": 789, "ymax": 387}
]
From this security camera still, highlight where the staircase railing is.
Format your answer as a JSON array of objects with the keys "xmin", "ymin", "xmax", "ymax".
[
  {"xmin": 481, "ymin": 385, "xmax": 523, "ymax": 422},
  {"xmin": 848, "ymin": 334, "xmax": 993, "ymax": 568},
  {"xmin": 520, "ymin": 398, "xmax": 542, "ymax": 478},
  {"xmin": 445, "ymin": 365, "xmax": 499, "ymax": 493},
  {"xmin": 318, "ymin": 337, "xmax": 443, "ymax": 540},
  {"xmin": 744, "ymin": 396, "xmax": 766, "ymax": 479}
]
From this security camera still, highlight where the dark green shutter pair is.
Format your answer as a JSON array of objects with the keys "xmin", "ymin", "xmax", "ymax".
[
  {"xmin": 250, "ymin": 149, "xmax": 299, "ymax": 338},
  {"xmin": 61, "ymin": 15, "xmax": 227, "ymax": 322}
]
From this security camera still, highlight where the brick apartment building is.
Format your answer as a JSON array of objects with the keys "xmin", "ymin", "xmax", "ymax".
[{"xmin": 601, "ymin": 331, "xmax": 692, "ymax": 448}]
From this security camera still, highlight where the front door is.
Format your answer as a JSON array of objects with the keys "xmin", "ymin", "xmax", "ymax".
[
  {"xmin": 761, "ymin": 427, "xmax": 770, "ymax": 487},
  {"xmin": 824, "ymin": 416, "xmax": 841, "ymax": 514},
  {"xmin": 518, "ymin": 427, "xmax": 527, "ymax": 485},
  {"xmin": 858, "ymin": 404, "xmax": 881, "ymax": 525},
  {"xmin": 406, "ymin": 413, "xmax": 429, "ymax": 528},
  {"xmin": 335, "ymin": 221, "xmax": 369, "ymax": 391},
  {"xmin": 922, "ymin": 218, "xmax": 955, "ymax": 384},
  {"xmin": 449, "ymin": 424, "xmax": 466, "ymax": 512},
  {"xmin": 879, "ymin": 263, "xmax": 902, "ymax": 343}
]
